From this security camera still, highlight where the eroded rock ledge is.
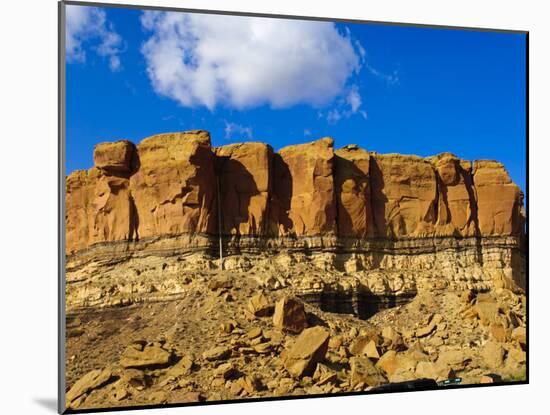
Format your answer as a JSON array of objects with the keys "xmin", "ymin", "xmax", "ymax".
[{"xmin": 66, "ymin": 131, "xmax": 526, "ymax": 309}]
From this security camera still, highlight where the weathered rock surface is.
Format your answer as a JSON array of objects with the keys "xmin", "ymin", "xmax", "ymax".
[
  {"xmin": 215, "ymin": 143, "xmax": 272, "ymax": 235},
  {"xmin": 65, "ymin": 133, "xmax": 526, "ymax": 312},
  {"xmin": 66, "ymin": 131, "xmax": 524, "ymax": 247},
  {"xmin": 473, "ymin": 160, "xmax": 524, "ymax": 236},
  {"xmin": 273, "ymin": 296, "xmax": 307, "ymax": 334},
  {"xmin": 66, "ymin": 368, "xmax": 114, "ymax": 405},
  {"xmin": 350, "ymin": 356, "xmax": 386, "ymax": 387},
  {"xmin": 93, "ymin": 140, "xmax": 136, "ymax": 173},
  {"xmin": 271, "ymin": 138, "xmax": 336, "ymax": 236},
  {"xmin": 129, "ymin": 131, "xmax": 217, "ymax": 239},
  {"xmin": 64, "ymin": 269, "xmax": 526, "ymax": 411},
  {"xmin": 283, "ymin": 326, "xmax": 330, "ymax": 377},
  {"xmin": 120, "ymin": 343, "xmax": 172, "ymax": 369}
]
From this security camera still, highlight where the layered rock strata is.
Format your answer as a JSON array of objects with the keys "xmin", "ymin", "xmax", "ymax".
[{"xmin": 65, "ymin": 131, "xmax": 526, "ymax": 309}]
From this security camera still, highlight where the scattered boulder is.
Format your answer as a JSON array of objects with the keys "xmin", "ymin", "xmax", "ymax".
[
  {"xmin": 375, "ymin": 351, "xmax": 416, "ymax": 379},
  {"xmin": 113, "ymin": 384, "xmax": 129, "ymax": 401},
  {"xmin": 350, "ymin": 357, "xmax": 386, "ymax": 387},
  {"xmin": 313, "ymin": 363, "xmax": 338, "ymax": 386},
  {"xmin": 208, "ymin": 275, "xmax": 233, "ymax": 290},
  {"xmin": 416, "ymin": 314, "xmax": 443, "ymax": 338},
  {"xmin": 237, "ymin": 375, "xmax": 261, "ymax": 395},
  {"xmin": 247, "ymin": 292, "xmax": 273, "ymax": 317},
  {"xmin": 66, "ymin": 368, "xmax": 115, "ymax": 404},
  {"xmin": 214, "ymin": 362, "xmax": 237, "ymax": 379},
  {"xmin": 482, "ymin": 341, "xmax": 505, "ymax": 368},
  {"xmin": 273, "ymin": 296, "xmax": 308, "ymax": 334},
  {"xmin": 328, "ymin": 335, "xmax": 344, "ymax": 350},
  {"xmin": 253, "ymin": 342, "xmax": 273, "ymax": 354},
  {"xmin": 349, "ymin": 337, "xmax": 380, "ymax": 359},
  {"xmin": 415, "ymin": 361, "xmax": 439, "ymax": 380},
  {"xmin": 202, "ymin": 346, "xmax": 232, "ymax": 361},
  {"xmin": 283, "ymin": 326, "xmax": 330, "ymax": 377},
  {"xmin": 246, "ymin": 327, "xmax": 263, "ymax": 340},
  {"xmin": 381, "ymin": 326, "xmax": 404, "ymax": 350},
  {"xmin": 472, "ymin": 298, "xmax": 503, "ymax": 326},
  {"xmin": 166, "ymin": 356, "xmax": 194, "ymax": 377},
  {"xmin": 121, "ymin": 368, "xmax": 146, "ymax": 390},
  {"xmin": 511, "ymin": 326, "xmax": 526, "ymax": 346},
  {"xmin": 120, "ymin": 344, "xmax": 172, "ymax": 369}
]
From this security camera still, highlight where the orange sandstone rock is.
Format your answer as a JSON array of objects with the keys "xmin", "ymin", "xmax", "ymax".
[
  {"xmin": 214, "ymin": 143, "xmax": 272, "ymax": 235},
  {"xmin": 473, "ymin": 160, "xmax": 524, "ymax": 236},
  {"xmin": 129, "ymin": 131, "xmax": 216, "ymax": 239},
  {"xmin": 65, "ymin": 131, "xmax": 525, "ymax": 256}
]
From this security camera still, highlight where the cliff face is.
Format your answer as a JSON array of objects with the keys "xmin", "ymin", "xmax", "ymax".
[
  {"xmin": 67, "ymin": 130, "xmax": 524, "ymax": 251},
  {"xmin": 65, "ymin": 131, "xmax": 526, "ymax": 309}
]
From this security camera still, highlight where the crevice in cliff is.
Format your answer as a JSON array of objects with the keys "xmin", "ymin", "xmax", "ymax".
[
  {"xmin": 468, "ymin": 161, "xmax": 482, "ymax": 238},
  {"xmin": 332, "ymin": 155, "xmax": 340, "ymax": 238},
  {"xmin": 368, "ymin": 156, "xmax": 381, "ymax": 238},
  {"xmin": 128, "ymin": 193, "xmax": 139, "ymax": 242},
  {"xmin": 468, "ymin": 161, "xmax": 483, "ymax": 265}
]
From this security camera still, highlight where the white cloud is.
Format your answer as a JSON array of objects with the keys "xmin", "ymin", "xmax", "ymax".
[
  {"xmin": 224, "ymin": 121, "xmax": 253, "ymax": 140},
  {"xmin": 347, "ymin": 86, "xmax": 362, "ymax": 113},
  {"xmin": 66, "ymin": 5, "xmax": 123, "ymax": 71},
  {"xmin": 324, "ymin": 85, "xmax": 367, "ymax": 124},
  {"xmin": 140, "ymin": 11, "xmax": 362, "ymax": 110},
  {"xmin": 365, "ymin": 62, "xmax": 399, "ymax": 85},
  {"xmin": 304, "ymin": 129, "xmax": 312, "ymax": 137}
]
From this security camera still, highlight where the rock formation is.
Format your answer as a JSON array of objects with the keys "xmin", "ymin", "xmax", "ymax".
[
  {"xmin": 67, "ymin": 130, "xmax": 524, "ymax": 246},
  {"xmin": 64, "ymin": 130, "xmax": 527, "ymax": 411},
  {"xmin": 65, "ymin": 130, "xmax": 526, "ymax": 310}
]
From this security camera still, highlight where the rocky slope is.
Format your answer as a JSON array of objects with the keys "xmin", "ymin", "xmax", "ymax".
[{"xmin": 65, "ymin": 273, "xmax": 526, "ymax": 410}]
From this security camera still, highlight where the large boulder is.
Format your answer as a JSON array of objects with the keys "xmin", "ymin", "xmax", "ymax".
[
  {"xmin": 273, "ymin": 296, "xmax": 307, "ymax": 334},
  {"xmin": 350, "ymin": 356, "xmax": 386, "ymax": 387},
  {"xmin": 283, "ymin": 326, "xmax": 330, "ymax": 377},
  {"xmin": 120, "ymin": 343, "xmax": 172, "ymax": 368},
  {"xmin": 93, "ymin": 140, "xmax": 136, "ymax": 173},
  {"xmin": 66, "ymin": 368, "xmax": 114, "ymax": 404}
]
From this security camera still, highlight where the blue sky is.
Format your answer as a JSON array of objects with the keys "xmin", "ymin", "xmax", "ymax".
[{"xmin": 65, "ymin": 4, "xmax": 526, "ymax": 192}]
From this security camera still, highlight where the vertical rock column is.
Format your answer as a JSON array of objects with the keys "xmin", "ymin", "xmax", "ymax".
[
  {"xmin": 369, "ymin": 154, "xmax": 438, "ymax": 238},
  {"xmin": 429, "ymin": 153, "xmax": 478, "ymax": 237},
  {"xmin": 334, "ymin": 145, "xmax": 373, "ymax": 238},
  {"xmin": 271, "ymin": 138, "xmax": 337, "ymax": 237},
  {"xmin": 65, "ymin": 140, "xmax": 137, "ymax": 254},
  {"xmin": 129, "ymin": 131, "xmax": 217, "ymax": 239},
  {"xmin": 473, "ymin": 160, "xmax": 524, "ymax": 236},
  {"xmin": 214, "ymin": 143, "xmax": 273, "ymax": 236}
]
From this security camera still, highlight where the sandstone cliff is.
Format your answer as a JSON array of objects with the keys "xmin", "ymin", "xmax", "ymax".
[
  {"xmin": 67, "ymin": 130, "xmax": 524, "ymax": 251},
  {"xmin": 65, "ymin": 131, "xmax": 526, "ymax": 307}
]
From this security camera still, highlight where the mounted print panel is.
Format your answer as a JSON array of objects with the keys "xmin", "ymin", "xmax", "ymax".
[{"xmin": 59, "ymin": 1, "xmax": 528, "ymax": 413}]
